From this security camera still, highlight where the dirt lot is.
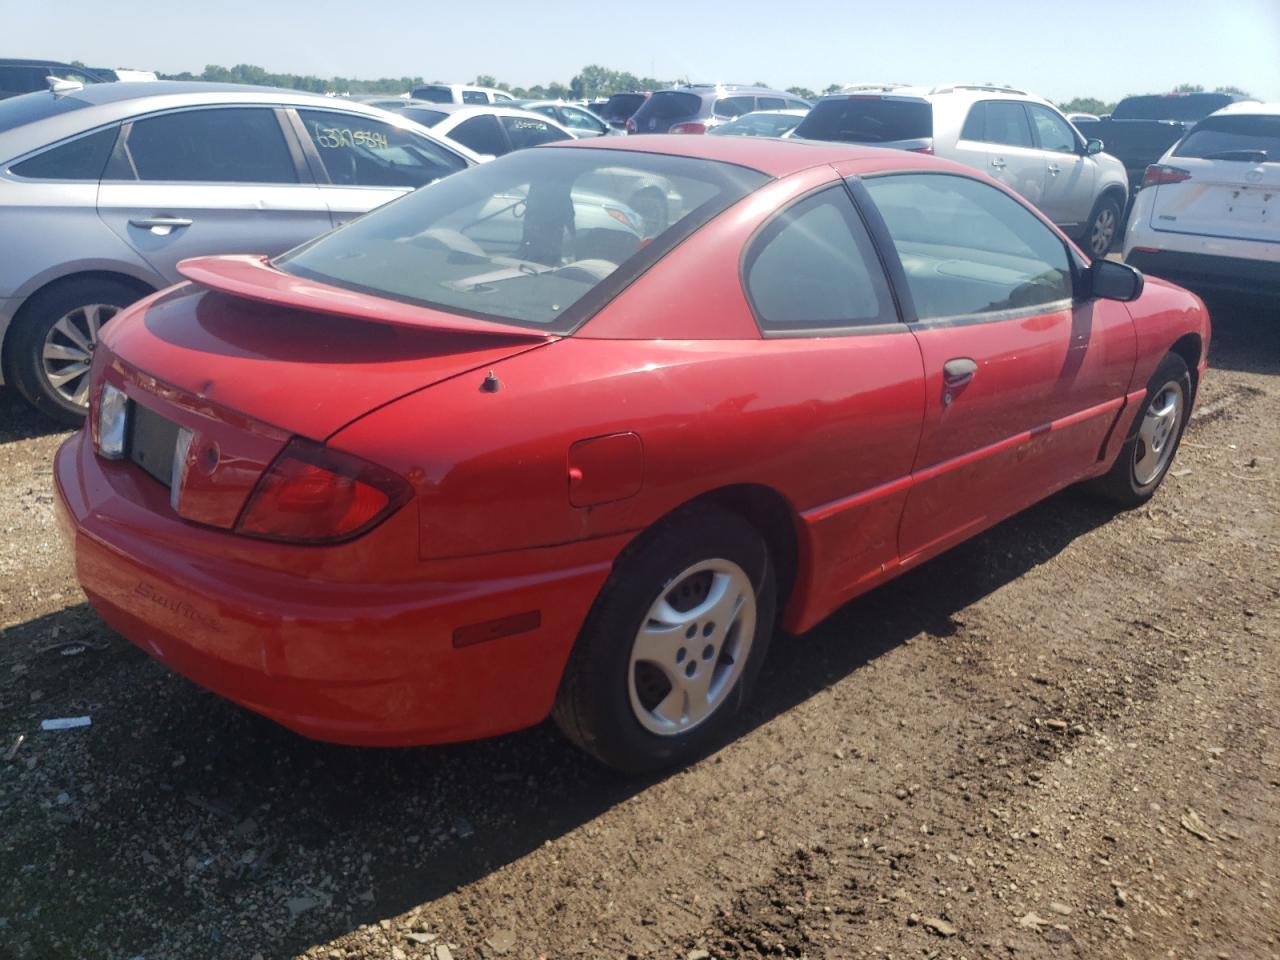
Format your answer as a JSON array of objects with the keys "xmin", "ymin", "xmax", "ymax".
[{"xmin": 1, "ymin": 295, "xmax": 1277, "ymax": 960}]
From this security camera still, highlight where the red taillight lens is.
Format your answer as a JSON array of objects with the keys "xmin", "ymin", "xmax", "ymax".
[
  {"xmin": 235, "ymin": 438, "xmax": 412, "ymax": 544},
  {"xmin": 1142, "ymin": 164, "xmax": 1192, "ymax": 188},
  {"xmin": 670, "ymin": 122, "xmax": 707, "ymax": 135},
  {"xmin": 908, "ymin": 145, "xmax": 934, "ymax": 154}
]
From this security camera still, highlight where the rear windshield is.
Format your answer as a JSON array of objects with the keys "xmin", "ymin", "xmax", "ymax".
[
  {"xmin": 640, "ymin": 91, "xmax": 702, "ymax": 120},
  {"xmin": 0, "ymin": 90, "xmax": 90, "ymax": 133},
  {"xmin": 603, "ymin": 93, "xmax": 644, "ymax": 117},
  {"xmin": 1112, "ymin": 94, "xmax": 1236, "ymax": 122},
  {"xmin": 1174, "ymin": 114, "xmax": 1280, "ymax": 162},
  {"xmin": 411, "ymin": 85, "xmax": 453, "ymax": 104},
  {"xmin": 401, "ymin": 106, "xmax": 448, "ymax": 127},
  {"xmin": 276, "ymin": 147, "xmax": 768, "ymax": 332},
  {"xmin": 795, "ymin": 97, "xmax": 932, "ymax": 143}
]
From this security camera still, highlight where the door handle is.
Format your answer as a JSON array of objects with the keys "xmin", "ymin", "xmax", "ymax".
[
  {"xmin": 128, "ymin": 216, "xmax": 193, "ymax": 236},
  {"xmin": 990, "ymin": 158, "xmax": 1007, "ymax": 169},
  {"xmin": 1048, "ymin": 163, "xmax": 1061, "ymax": 175},
  {"xmin": 942, "ymin": 358, "xmax": 978, "ymax": 402}
]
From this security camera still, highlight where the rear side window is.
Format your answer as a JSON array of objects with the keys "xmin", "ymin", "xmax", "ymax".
[
  {"xmin": 0, "ymin": 66, "xmax": 48, "ymax": 97},
  {"xmin": 981, "ymin": 101, "xmax": 1033, "ymax": 148},
  {"xmin": 450, "ymin": 114, "xmax": 508, "ymax": 156},
  {"xmin": 1174, "ymin": 114, "xmax": 1280, "ymax": 161},
  {"xmin": 794, "ymin": 98, "xmax": 932, "ymax": 143},
  {"xmin": 124, "ymin": 108, "xmax": 298, "ymax": 183},
  {"xmin": 744, "ymin": 186, "xmax": 894, "ymax": 332},
  {"xmin": 412, "ymin": 85, "xmax": 454, "ymax": 104},
  {"xmin": 864, "ymin": 174, "xmax": 1071, "ymax": 321},
  {"xmin": 401, "ymin": 107, "xmax": 448, "ymax": 127},
  {"xmin": 714, "ymin": 96, "xmax": 756, "ymax": 119},
  {"xmin": 758, "ymin": 96, "xmax": 786, "ymax": 110},
  {"xmin": 298, "ymin": 110, "xmax": 466, "ymax": 188},
  {"xmin": 500, "ymin": 115, "xmax": 571, "ymax": 150},
  {"xmin": 462, "ymin": 90, "xmax": 489, "ymax": 105},
  {"xmin": 11, "ymin": 126, "xmax": 117, "ymax": 179}
]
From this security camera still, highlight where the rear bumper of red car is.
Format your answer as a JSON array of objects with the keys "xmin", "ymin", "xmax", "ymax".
[{"xmin": 54, "ymin": 431, "xmax": 625, "ymax": 746}]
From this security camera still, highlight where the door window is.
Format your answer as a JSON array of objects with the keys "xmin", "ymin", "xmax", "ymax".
[
  {"xmin": 863, "ymin": 173, "xmax": 1071, "ymax": 321},
  {"xmin": 713, "ymin": 96, "xmax": 756, "ymax": 119},
  {"xmin": 500, "ymin": 115, "xmax": 571, "ymax": 150},
  {"xmin": 758, "ymin": 96, "xmax": 786, "ymax": 110},
  {"xmin": 449, "ymin": 114, "xmax": 508, "ymax": 156},
  {"xmin": 298, "ymin": 109, "xmax": 466, "ymax": 188},
  {"xmin": 1027, "ymin": 104, "xmax": 1078, "ymax": 153},
  {"xmin": 124, "ymin": 108, "xmax": 298, "ymax": 183},
  {"xmin": 11, "ymin": 126, "xmax": 118, "ymax": 180},
  {"xmin": 560, "ymin": 106, "xmax": 606, "ymax": 134},
  {"xmin": 743, "ymin": 186, "xmax": 894, "ymax": 332},
  {"xmin": 981, "ymin": 101, "xmax": 1034, "ymax": 148},
  {"xmin": 462, "ymin": 90, "xmax": 490, "ymax": 105}
]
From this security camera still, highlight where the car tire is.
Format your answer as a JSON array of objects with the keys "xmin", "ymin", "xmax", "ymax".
[
  {"xmin": 1089, "ymin": 352, "xmax": 1192, "ymax": 508},
  {"xmin": 1083, "ymin": 194, "xmax": 1123, "ymax": 258},
  {"xmin": 7, "ymin": 277, "xmax": 143, "ymax": 426},
  {"xmin": 553, "ymin": 504, "xmax": 776, "ymax": 773}
]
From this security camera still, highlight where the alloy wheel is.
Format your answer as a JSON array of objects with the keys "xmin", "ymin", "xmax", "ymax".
[
  {"xmin": 41, "ymin": 303, "xmax": 119, "ymax": 408},
  {"xmin": 627, "ymin": 558, "xmax": 756, "ymax": 736},
  {"xmin": 1090, "ymin": 206, "xmax": 1117, "ymax": 257},
  {"xmin": 1133, "ymin": 380, "xmax": 1185, "ymax": 486}
]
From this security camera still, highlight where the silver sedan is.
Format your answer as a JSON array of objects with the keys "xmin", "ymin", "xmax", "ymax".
[{"xmin": 0, "ymin": 81, "xmax": 478, "ymax": 422}]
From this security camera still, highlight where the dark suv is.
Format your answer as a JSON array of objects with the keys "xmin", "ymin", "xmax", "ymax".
[
  {"xmin": 0, "ymin": 59, "xmax": 107, "ymax": 99},
  {"xmin": 627, "ymin": 84, "xmax": 811, "ymax": 135}
]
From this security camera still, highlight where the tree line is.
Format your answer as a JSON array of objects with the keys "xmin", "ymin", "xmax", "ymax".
[{"xmin": 144, "ymin": 63, "xmax": 1251, "ymax": 110}]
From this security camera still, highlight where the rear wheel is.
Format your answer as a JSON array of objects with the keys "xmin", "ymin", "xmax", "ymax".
[
  {"xmin": 8, "ymin": 277, "xmax": 144, "ymax": 425},
  {"xmin": 1090, "ymin": 352, "xmax": 1192, "ymax": 507},
  {"xmin": 554, "ymin": 505, "xmax": 776, "ymax": 773}
]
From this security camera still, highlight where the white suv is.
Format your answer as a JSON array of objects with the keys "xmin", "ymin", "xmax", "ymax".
[
  {"xmin": 1123, "ymin": 101, "xmax": 1279, "ymax": 297},
  {"xmin": 793, "ymin": 84, "xmax": 1131, "ymax": 257}
]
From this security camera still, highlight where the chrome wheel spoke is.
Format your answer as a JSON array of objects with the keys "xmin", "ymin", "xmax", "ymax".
[
  {"xmin": 45, "ymin": 365, "xmax": 90, "ymax": 389},
  {"xmin": 42, "ymin": 342, "xmax": 91, "ymax": 364},
  {"xmin": 52, "ymin": 315, "xmax": 93, "ymax": 354},
  {"xmin": 41, "ymin": 303, "xmax": 120, "ymax": 407},
  {"xmin": 1133, "ymin": 381, "xmax": 1184, "ymax": 486}
]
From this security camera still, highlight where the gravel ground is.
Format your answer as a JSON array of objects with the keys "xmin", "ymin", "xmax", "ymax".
[{"xmin": 1, "ymin": 295, "xmax": 1277, "ymax": 960}]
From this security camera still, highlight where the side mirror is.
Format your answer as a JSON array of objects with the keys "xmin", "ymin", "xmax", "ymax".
[
  {"xmin": 1090, "ymin": 259, "xmax": 1144, "ymax": 301},
  {"xmin": 1085, "ymin": 138, "xmax": 1105, "ymax": 155}
]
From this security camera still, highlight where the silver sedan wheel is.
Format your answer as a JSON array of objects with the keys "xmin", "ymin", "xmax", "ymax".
[
  {"xmin": 41, "ymin": 303, "xmax": 119, "ymax": 408},
  {"xmin": 628, "ymin": 558, "xmax": 756, "ymax": 736},
  {"xmin": 1090, "ymin": 206, "xmax": 1117, "ymax": 256},
  {"xmin": 1133, "ymin": 380, "xmax": 1185, "ymax": 486}
]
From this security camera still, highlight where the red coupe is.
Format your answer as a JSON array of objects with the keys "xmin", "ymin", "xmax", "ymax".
[{"xmin": 54, "ymin": 136, "xmax": 1210, "ymax": 772}]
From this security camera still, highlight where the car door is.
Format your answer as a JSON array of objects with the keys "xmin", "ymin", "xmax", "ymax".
[
  {"xmin": 95, "ymin": 106, "xmax": 330, "ymax": 283},
  {"xmin": 976, "ymin": 100, "xmax": 1047, "ymax": 209},
  {"xmin": 856, "ymin": 172, "xmax": 1135, "ymax": 562},
  {"xmin": 499, "ymin": 114, "xmax": 573, "ymax": 151},
  {"xmin": 740, "ymin": 183, "xmax": 925, "ymax": 613},
  {"xmin": 1027, "ymin": 103, "xmax": 1095, "ymax": 228},
  {"xmin": 291, "ymin": 108, "xmax": 470, "ymax": 227}
]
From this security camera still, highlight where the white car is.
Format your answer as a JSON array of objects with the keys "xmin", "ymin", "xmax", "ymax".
[
  {"xmin": 706, "ymin": 109, "xmax": 809, "ymax": 138},
  {"xmin": 793, "ymin": 83, "xmax": 1131, "ymax": 257},
  {"xmin": 1123, "ymin": 101, "xmax": 1279, "ymax": 296},
  {"xmin": 409, "ymin": 83, "xmax": 517, "ymax": 106},
  {"xmin": 401, "ymin": 104, "xmax": 576, "ymax": 158}
]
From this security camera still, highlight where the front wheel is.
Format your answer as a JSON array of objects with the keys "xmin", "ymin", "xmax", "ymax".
[
  {"xmin": 1083, "ymin": 194, "xmax": 1123, "ymax": 258},
  {"xmin": 1090, "ymin": 352, "xmax": 1192, "ymax": 507},
  {"xmin": 553, "ymin": 505, "xmax": 776, "ymax": 773}
]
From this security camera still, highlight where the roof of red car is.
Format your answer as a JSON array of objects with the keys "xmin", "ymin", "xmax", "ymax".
[{"xmin": 546, "ymin": 134, "xmax": 939, "ymax": 178}]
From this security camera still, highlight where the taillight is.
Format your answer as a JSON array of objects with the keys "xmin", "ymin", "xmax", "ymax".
[
  {"xmin": 908, "ymin": 145, "xmax": 934, "ymax": 155},
  {"xmin": 95, "ymin": 383, "xmax": 128, "ymax": 460},
  {"xmin": 670, "ymin": 122, "xmax": 707, "ymax": 135},
  {"xmin": 1142, "ymin": 164, "xmax": 1192, "ymax": 188},
  {"xmin": 235, "ymin": 438, "xmax": 412, "ymax": 544}
]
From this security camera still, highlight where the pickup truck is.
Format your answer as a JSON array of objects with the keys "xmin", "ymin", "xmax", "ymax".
[{"xmin": 1074, "ymin": 92, "xmax": 1250, "ymax": 192}]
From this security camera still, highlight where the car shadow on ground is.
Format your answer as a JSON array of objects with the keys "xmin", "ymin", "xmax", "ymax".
[
  {"xmin": 1194, "ymin": 294, "xmax": 1279, "ymax": 376},
  {"xmin": 0, "ymin": 387, "xmax": 69, "ymax": 444},
  {"xmin": 1, "ymin": 487, "xmax": 1121, "ymax": 959}
]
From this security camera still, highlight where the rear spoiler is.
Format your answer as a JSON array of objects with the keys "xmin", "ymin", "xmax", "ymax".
[{"xmin": 176, "ymin": 255, "xmax": 554, "ymax": 340}]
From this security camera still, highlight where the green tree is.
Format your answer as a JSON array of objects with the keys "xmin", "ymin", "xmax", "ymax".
[
  {"xmin": 787, "ymin": 86, "xmax": 816, "ymax": 100},
  {"xmin": 1173, "ymin": 83, "xmax": 1204, "ymax": 94},
  {"xmin": 1214, "ymin": 85, "xmax": 1251, "ymax": 96},
  {"xmin": 1058, "ymin": 96, "xmax": 1115, "ymax": 116},
  {"xmin": 823, "ymin": 83, "xmax": 843, "ymax": 95}
]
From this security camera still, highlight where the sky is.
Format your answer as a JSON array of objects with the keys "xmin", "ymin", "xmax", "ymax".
[{"xmin": 7, "ymin": 0, "xmax": 1280, "ymax": 102}]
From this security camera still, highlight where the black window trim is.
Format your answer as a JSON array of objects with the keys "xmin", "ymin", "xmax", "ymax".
[
  {"xmin": 854, "ymin": 169, "xmax": 1082, "ymax": 330},
  {"xmin": 5, "ymin": 122, "xmax": 124, "ymax": 181},
  {"xmin": 103, "ymin": 104, "xmax": 313, "ymax": 186},
  {"xmin": 738, "ymin": 181, "xmax": 909, "ymax": 339}
]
